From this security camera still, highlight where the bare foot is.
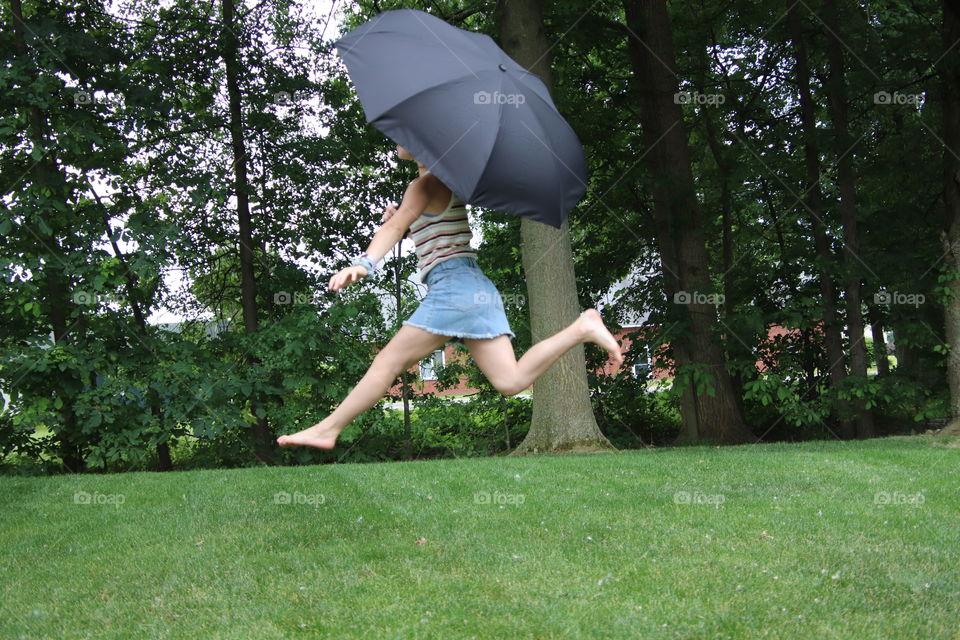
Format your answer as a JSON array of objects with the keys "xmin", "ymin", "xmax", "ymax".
[
  {"xmin": 577, "ymin": 308, "xmax": 625, "ymax": 370},
  {"xmin": 276, "ymin": 418, "xmax": 341, "ymax": 450}
]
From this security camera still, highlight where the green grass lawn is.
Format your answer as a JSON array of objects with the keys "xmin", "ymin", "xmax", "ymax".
[{"xmin": 1, "ymin": 435, "xmax": 958, "ymax": 639}]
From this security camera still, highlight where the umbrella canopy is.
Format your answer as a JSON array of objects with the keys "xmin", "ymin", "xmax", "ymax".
[{"xmin": 334, "ymin": 9, "xmax": 587, "ymax": 228}]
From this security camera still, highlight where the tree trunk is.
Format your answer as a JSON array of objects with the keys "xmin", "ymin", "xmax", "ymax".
[
  {"xmin": 823, "ymin": 0, "xmax": 875, "ymax": 439},
  {"xmin": 696, "ymin": 50, "xmax": 735, "ymax": 322},
  {"xmin": 763, "ymin": 178, "xmax": 821, "ymax": 399},
  {"xmin": 940, "ymin": 0, "xmax": 960, "ymax": 430},
  {"xmin": 91, "ymin": 186, "xmax": 173, "ymax": 470},
  {"xmin": 870, "ymin": 321, "xmax": 890, "ymax": 378},
  {"xmin": 697, "ymin": 50, "xmax": 746, "ymax": 420},
  {"xmin": 222, "ymin": 0, "xmax": 274, "ymax": 464},
  {"xmin": 497, "ymin": 0, "xmax": 614, "ymax": 455},
  {"xmin": 787, "ymin": 2, "xmax": 854, "ymax": 438},
  {"xmin": 622, "ymin": 0, "xmax": 753, "ymax": 444},
  {"xmin": 394, "ymin": 245, "xmax": 413, "ymax": 461},
  {"xmin": 10, "ymin": 0, "xmax": 86, "ymax": 472},
  {"xmin": 892, "ymin": 319, "xmax": 919, "ymax": 380}
]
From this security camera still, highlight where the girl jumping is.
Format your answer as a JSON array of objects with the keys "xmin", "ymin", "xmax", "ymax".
[{"xmin": 276, "ymin": 144, "xmax": 624, "ymax": 450}]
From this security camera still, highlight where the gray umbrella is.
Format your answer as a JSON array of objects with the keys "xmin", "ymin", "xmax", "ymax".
[{"xmin": 334, "ymin": 9, "xmax": 587, "ymax": 228}]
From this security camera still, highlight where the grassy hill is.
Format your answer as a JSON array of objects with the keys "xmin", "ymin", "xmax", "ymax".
[{"xmin": 1, "ymin": 435, "xmax": 957, "ymax": 639}]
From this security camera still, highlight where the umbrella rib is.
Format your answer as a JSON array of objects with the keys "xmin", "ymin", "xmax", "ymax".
[
  {"xmin": 364, "ymin": 69, "xmax": 493, "ymax": 123},
  {"xmin": 519, "ymin": 118, "xmax": 585, "ymax": 213},
  {"xmin": 408, "ymin": 11, "xmax": 482, "ymax": 81},
  {"xmin": 468, "ymin": 88, "xmax": 505, "ymax": 199}
]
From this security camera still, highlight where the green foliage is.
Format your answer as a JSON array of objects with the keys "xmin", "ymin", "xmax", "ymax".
[
  {"xmin": 589, "ymin": 370, "xmax": 681, "ymax": 447},
  {"xmin": 382, "ymin": 394, "xmax": 531, "ymax": 460},
  {"xmin": 742, "ymin": 374, "xmax": 832, "ymax": 436},
  {"xmin": 1, "ymin": 0, "xmax": 957, "ymax": 475}
]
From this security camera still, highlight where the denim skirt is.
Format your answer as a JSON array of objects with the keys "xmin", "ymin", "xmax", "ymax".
[{"xmin": 402, "ymin": 257, "xmax": 516, "ymax": 340}]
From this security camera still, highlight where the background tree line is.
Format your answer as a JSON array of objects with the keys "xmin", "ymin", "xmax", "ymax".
[{"xmin": 1, "ymin": 0, "xmax": 957, "ymax": 474}]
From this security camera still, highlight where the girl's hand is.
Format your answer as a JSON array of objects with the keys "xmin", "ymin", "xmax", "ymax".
[
  {"xmin": 381, "ymin": 201, "xmax": 399, "ymax": 224},
  {"xmin": 328, "ymin": 265, "xmax": 368, "ymax": 291}
]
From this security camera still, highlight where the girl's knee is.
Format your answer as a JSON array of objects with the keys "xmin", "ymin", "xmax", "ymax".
[{"xmin": 497, "ymin": 377, "xmax": 525, "ymax": 397}]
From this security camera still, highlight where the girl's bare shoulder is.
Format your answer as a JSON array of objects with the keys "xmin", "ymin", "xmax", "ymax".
[{"xmin": 414, "ymin": 173, "xmax": 452, "ymax": 214}]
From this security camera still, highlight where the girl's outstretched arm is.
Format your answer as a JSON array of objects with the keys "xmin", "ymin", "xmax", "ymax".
[{"xmin": 328, "ymin": 174, "xmax": 443, "ymax": 292}]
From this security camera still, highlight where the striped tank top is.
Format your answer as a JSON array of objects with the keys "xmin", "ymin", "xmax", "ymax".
[{"xmin": 408, "ymin": 187, "xmax": 478, "ymax": 281}]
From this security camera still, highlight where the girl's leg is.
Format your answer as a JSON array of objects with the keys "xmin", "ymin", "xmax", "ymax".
[
  {"xmin": 277, "ymin": 325, "xmax": 452, "ymax": 449},
  {"xmin": 463, "ymin": 308, "xmax": 624, "ymax": 396}
]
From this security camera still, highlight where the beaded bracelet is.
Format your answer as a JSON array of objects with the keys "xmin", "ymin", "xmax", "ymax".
[{"xmin": 350, "ymin": 253, "xmax": 377, "ymax": 276}]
